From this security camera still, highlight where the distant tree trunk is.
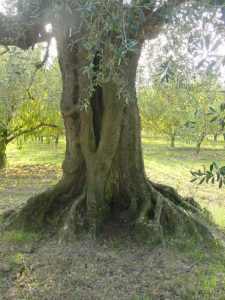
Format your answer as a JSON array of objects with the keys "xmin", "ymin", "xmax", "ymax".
[
  {"xmin": 213, "ymin": 134, "xmax": 218, "ymax": 141},
  {"xmin": 55, "ymin": 135, "xmax": 59, "ymax": 147},
  {"xmin": 0, "ymin": 135, "xmax": 7, "ymax": 169},
  {"xmin": 196, "ymin": 134, "xmax": 206, "ymax": 154},
  {"xmin": 170, "ymin": 133, "xmax": 175, "ymax": 148}
]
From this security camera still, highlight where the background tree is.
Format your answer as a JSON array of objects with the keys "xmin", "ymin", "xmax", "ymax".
[
  {"xmin": 0, "ymin": 46, "xmax": 63, "ymax": 168},
  {"xmin": 137, "ymin": 9, "xmax": 225, "ymax": 153},
  {"xmin": 138, "ymin": 76, "xmax": 223, "ymax": 152},
  {"xmin": 183, "ymin": 76, "xmax": 223, "ymax": 154},
  {"xmin": 139, "ymin": 4, "xmax": 225, "ymax": 86},
  {"xmin": 0, "ymin": 0, "xmax": 224, "ymax": 245},
  {"xmin": 191, "ymin": 96, "xmax": 225, "ymax": 188},
  {"xmin": 141, "ymin": 2, "xmax": 225, "ymax": 188},
  {"xmin": 139, "ymin": 77, "xmax": 189, "ymax": 147}
]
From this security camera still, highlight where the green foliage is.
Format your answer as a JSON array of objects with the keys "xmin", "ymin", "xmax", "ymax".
[
  {"xmin": 191, "ymin": 99, "xmax": 225, "ymax": 188},
  {"xmin": 139, "ymin": 6, "xmax": 225, "ymax": 86},
  {"xmin": 137, "ymin": 6, "xmax": 224, "ymax": 149},
  {"xmin": 61, "ymin": 0, "xmax": 142, "ymax": 104},
  {"xmin": 208, "ymin": 98, "xmax": 225, "ymax": 130},
  {"xmin": 0, "ymin": 45, "xmax": 64, "ymax": 153},
  {"xmin": 191, "ymin": 162, "xmax": 225, "ymax": 189},
  {"xmin": 183, "ymin": 76, "xmax": 223, "ymax": 146},
  {"xmin": 139, "ymin": 78, "xmax": 188, "ymax": 143},
  {"xmin": 138, "ymin": 75, "xmax": 223, "ymax": 151}
]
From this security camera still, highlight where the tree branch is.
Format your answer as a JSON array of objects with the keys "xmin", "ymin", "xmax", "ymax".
[
  {"xmin": 35, "ymin": 38, "xmax": 51, "ymax": 69},
  {"xmin": 0, "ymin": 0, "xmax": 51, "ymax": 50},
  {"xmin": 61, "ymin": 104, "xmax": 81, "ymax": 117},
  {"xmin": 6, "ymin": 123, "xmax": 57, "ymax": 143},
  {"xmin": 0, "ymin": 46, "xmax": 10, "ymax": 56},
  {"xmin": 7, "ymin": 124, "xmax": 27, "ymax": 137},
  {"xmin": 26, "ymin": 38, "xmax": 52, "ymax": 93},
  {"xmin": 142, "ymin": 118, "xmax": 172, "ymax": 135},
  {"xmin": 134, "ymin": 0, "xmax": 191, "ymax": 41}
]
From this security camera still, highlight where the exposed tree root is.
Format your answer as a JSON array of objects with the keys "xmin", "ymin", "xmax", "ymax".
[
  {"xmin": 1, "ymin": 178, "xmax": 224, "ymax": 248},
  {"xmin": 150, "ymin": 180, "xmax": 201, "ymax": 213},
  {"xmin": 134, "ymin": 181, "xmax": 224, "ymax": 247},
  {"xmin": 59, "ymin": 193, "xmax": 87, "ymax": 242},
  {"xmin": 1, "ymin": 179, "xmax": 74, "ymax": 232}
]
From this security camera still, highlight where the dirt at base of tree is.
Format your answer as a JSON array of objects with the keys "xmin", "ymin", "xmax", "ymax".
[{"xmin": 0, "ymin": 235, "xmax": 225, "ymax": 300}]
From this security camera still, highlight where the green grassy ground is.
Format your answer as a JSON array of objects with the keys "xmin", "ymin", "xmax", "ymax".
[{"xmin": 6, "ymin": 140, "xmax": 65, "ymax": 165}]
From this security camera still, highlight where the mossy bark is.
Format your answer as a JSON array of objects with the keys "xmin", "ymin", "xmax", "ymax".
[{"xmin": 2, "ymin": 21, "xmax": 222, "ymax": 247}]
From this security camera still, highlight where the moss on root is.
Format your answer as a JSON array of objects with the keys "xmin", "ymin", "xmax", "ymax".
[
  {"xmin": 1, "ymin": 177, "xmax": 224, "ymax": 249},
  {"xmin": 133, "ymin": 184, "xmax": 225, "ymax": 248}
]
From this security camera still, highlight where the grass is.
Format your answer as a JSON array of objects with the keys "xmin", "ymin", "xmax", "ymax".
[
  {"xmin": 6, "ymin": 139, "xmax": 65, "ymax": 165},
  {"xmin": 2, "ymin": 231, "xmax": 41, "ymax": 243}
]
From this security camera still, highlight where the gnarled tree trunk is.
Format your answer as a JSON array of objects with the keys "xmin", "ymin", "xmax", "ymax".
[{"xmin": 3, "ymin": 40, "xmax": 220, "ymax": 246}]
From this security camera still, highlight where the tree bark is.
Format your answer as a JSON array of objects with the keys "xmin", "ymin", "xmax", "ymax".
[{"xmin": 213, "ymin": 134, "xmax": 218, "ymax": 141}]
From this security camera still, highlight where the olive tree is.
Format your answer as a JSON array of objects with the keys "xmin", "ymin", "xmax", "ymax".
[
  {"xmin": 184, "ymin": 76, "xmax": 223, "ymax": 154},
  {"xmin": 138, "ymin": 78, "xmax": 189, "ymax": 147},
  {"xmin": 138, "ymin": 10, "xmax": 225, "ymax": 154},
  {"xmin": 0, "ymin": 47, "xmax": 62, "ymax": 168},
  {"xmin": 0, "ymin": 0, "xmax": 224, "ymax": 244}
]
